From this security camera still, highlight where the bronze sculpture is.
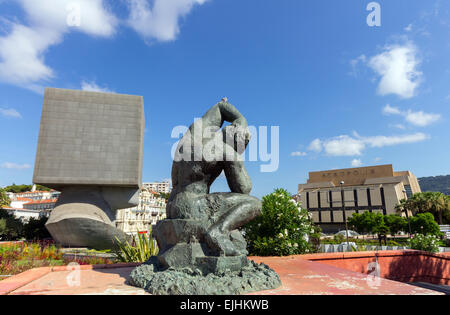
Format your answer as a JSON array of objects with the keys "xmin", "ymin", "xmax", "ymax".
[{"xmin": 130, "ymin": 99, "xmax": 281, "ymax": 295}]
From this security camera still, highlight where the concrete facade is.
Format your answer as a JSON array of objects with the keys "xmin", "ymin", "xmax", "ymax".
[
  {"xmin": 33, "ymin": 88, "xmax": 145, "ymax": 188},
  {"xmin": 298, "ymin": 164, "xmax": 421, "ymax": 233},
  {"xmin": 32, "ymin": 88, "xmax": 145, "ymax": 249}
]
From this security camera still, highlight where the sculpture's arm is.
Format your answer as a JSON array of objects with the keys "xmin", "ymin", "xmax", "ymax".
[
  {"xmin": 223, "ymin": 144, "xmax": 252, "ymax": 195},
  {"xmin": 224, "ymin": 161, "xmax": 252, "ymax": 195},
  {"xmin": 200, "ymin": 100, "xmax": 248, "ymax": 129}
]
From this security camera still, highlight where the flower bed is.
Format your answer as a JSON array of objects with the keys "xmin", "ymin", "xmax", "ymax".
[{"xmin": 0, "ymin": 242, "xmax": 115, "ymax": 280}]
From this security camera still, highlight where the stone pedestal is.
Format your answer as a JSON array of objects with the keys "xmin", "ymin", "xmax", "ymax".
[
  {"xmin": 129, "ymin": 217, "xmax": 282, "ymax": 295},
  {"xmin": 153, "ymin": 219, "xmax": 248, "ymax": 274},
  {"xmin": 46, "ymin": 186, "xmax": 132, "ymax": 250}
]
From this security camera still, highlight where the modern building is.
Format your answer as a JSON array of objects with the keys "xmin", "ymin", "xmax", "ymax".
[
  {"xmin": 23, "ymin": 199, "xmax": 57, "ymax": 217},
  {"xmin": 1, "ymin": 207, "xmax": 42, "ymax": 223},
  {"xmin": 12, "ymin": 190, "xmax": 60, "ymax": 201},
  {"xmin": 298, "ymin": 164, "xmax": 421, "ymax": 233},
  {"xmin": 5, "ymin": 189, "xmax": 60, "ymax": 220},
  {"xmin": 142, "ymin": 182, "xmax": 171, "ymax": 194},
  {"xmin": 116, "ymin": 187, "xmax": 167, "ymax": 235}
]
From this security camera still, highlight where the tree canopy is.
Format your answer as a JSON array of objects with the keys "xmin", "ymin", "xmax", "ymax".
[
  {"xmin": 396, "ymin": 191, "xmax": 450, "ymax": 224},
  {"xmin": 0, "ymin": 188, "xmax": 10, "ymax": 208},
  {"xmin": 3, "ymin": 184, "xmax": 51, "ymax": 193}
]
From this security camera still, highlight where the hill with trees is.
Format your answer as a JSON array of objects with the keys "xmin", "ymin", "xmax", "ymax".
[{"xmin": 418, "ymin": 175, "xmax": 450, "ymax": 195}]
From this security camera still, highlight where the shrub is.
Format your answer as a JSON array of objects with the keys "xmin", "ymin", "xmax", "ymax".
[
  {"xmin": 409, "ymin": 234, "xmax": 441, "ymax": 253},
  {"xmin": 23, "ymin": 217, "xmax": 51, "ymax": 241},
  {"xmin": 410, "ymin": 213, "xmax": 441, "ymax": 236},
  {"xmin": 384, "ymin": 214, "xmax": 407, "ymax": 236},
  {"xmin": 0, "ymin": 188, "xmax": 10, "ymax": 207},
  {"xmin": 0, "ymin": 211, "xmax": 23, "ymax": 241},
  {"xmin": 114, "ymin": 231, "xmax": 158, "ymax": 263},
  {"xmin": 243, "ymin": 188, "xmax": 318, "ymax": 256}
]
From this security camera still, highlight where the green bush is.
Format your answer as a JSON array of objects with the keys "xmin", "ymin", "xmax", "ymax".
[
  {"xmin": 23, "ymin": 217, "xmax": 51, "ymax": 241},
  {"xmin": 0, "ymin": 188, "xmax": 10, "ymax": 207},
  {"xmin": 0, "ymin": 211, "xmax": 23, "ymax": 241},
  {"xmin": 243, "ymin": 188, "xmax": 318, "ymax": 256},
  {"xmin": 409, "ymin": 234, "xmax": 441, "ymax": 253},
  {"xmin": 410, "ymin": 213, "xmax": 441, "ymax": 236},
  {"xmin": 114, "ymin": 231, "xmax": 158, "ymax": 263},
  {"xmin": 384, "ymin": 214, "xmax": 407, "ymax": 236}
]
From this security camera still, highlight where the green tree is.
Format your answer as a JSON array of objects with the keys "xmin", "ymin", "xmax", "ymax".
[
  {"xmin": 0, "ymin": 187, "xmax": 10, "ymax": 207},
  {"xmin": 410, "ymin": 213, "xmax": 441, "ymax": 236},
  {"xmin": 243, "ymin": 188, "xmax": 318, "ymax": 256},
  {"xmin": 23, "ymin": 217, "xmax": 51, "ymax": 241},
  {"xmin": 384, "ymin": 214, "xmax": 407, "ymax": 236},
  {"xmin": 348, "ymin": 211, "xmax": 390, "ymax": 245},
  {"xmin": 397, "ymin": 192, "xmax": 450, "ymax": 225},
  {"xmin": 157, "ymin": 192, "xmax": 170, "ymax": 202},
  {"xmin": 348, "ymin": 213, "xmax": 365, "ymax": 235},
  {"xmin": 4, "ymin": 184, "xmax": 51, "ymax": 193},
  {"xmin": 0, "ymin": 210, "xmax": 24, "ymax": 241}
]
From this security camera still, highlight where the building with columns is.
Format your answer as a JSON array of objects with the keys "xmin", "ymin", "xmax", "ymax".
[
  {"xmin": 115, "ymin": 188, "xmax": 167, "ymax": 235},
  {"xmin": 142, "ymin": 182, "xmax": 171, "ymax": 194},
  {"xmin": 298, "ymin": 164, "xmax": 421, "ymax": 233}
]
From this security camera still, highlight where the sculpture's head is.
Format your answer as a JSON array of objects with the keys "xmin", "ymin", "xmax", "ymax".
[{"xmin": 223, "ymin": 124, "xmax": 251, "ymax": 155}]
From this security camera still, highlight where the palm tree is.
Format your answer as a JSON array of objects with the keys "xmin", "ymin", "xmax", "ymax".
[
  {"xmin": 399, "ymin": 192, "xmax": 450, "ymax": 225},
  {"xmin": 428, "ymin": 192, "xmax": 448, "ymax": 225}
]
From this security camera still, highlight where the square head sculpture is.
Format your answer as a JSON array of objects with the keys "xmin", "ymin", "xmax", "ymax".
[
  {"xmin": 33, "ymin": 88, "xmax": 145, "ymax": 189},
  {"xmin": 32, "ymin": 88, "xmax": 145, "ymax": 250}
]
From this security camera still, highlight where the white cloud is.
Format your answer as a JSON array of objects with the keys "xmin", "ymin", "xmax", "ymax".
[
  {"xmin": 0, "ymin": 0, "xmax": 209, "ymax": 92},
  {"xmin": 0, "ymin": 24, "xmax": 60, "ymax": 92},
  {"xmin": 307, "ymin": 139, "xmax": 322, "ymax": 153},
  {"xmin": 404, "ymin": 24, "xmax": 413, "ymax": 32},
  {"xmin": 290, "ymin": 151, "xmax": 307, "ymax": 157},
  {"xmin": 0, "ymin": 108, "xmax": 22, "ymax": 118},
  {"xmin": 0, "ymin": 0, "xmax": 118, "ymax": 91},
  {"xmin": 81, "ymin": 81, "xmax": 114, "ymax": 93},
  {"xmin": 1, "ymin": 162, "xmax": 31, "ymax": 170},
  {"xmin": 349, "ymin": 54, "xmax": 366, "ymax": 77},
  {"xmin": 127, "ymin": 0, "xmax": 208, "ymax": 42},
  {"xmin": 404, "ymin": 111, "xmax": 441, "ymax": 127},
  {"xmin": 362, "ymin": 133, "xmax": 428, "ymax": 148},
  {"xmin": 323, "ymin": 135, "xmax": 365, "ymax": 156},
  {"xmin": 383, "ymin": 104, "xmax": 441, "ymax": 127},
  {"xmin": 308, "ymin": 132, "xmax": 428, "ymax": 157},
  {"xmin": 368, "ymin": 42, "xmax": 422, "ymax": 98},
  {"xmin": 323, "ymin": 135, "xmax": 366, "ymax": 156},
  {"xmin": 390, "ymin": 123, "xmax": 406, "ymax": 130},
  {"xmin": 351, "ymin": 159, "xmax": 363, "ymax": 167},
  {"xmin": 19, "ymin": 0, "xmax": 118, "ymax": 37},
  {"xmin": 383, "ymin": 104, "xmax": 402, "ymax": 115}
]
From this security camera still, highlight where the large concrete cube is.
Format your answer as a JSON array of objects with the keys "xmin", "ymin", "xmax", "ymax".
[
  {"xmin": 33, "ymin": 88, "xmax": 145, "ymax": 249},
  {"xmin": 33, "ymin": 88, "xmax": 145, "ymax": 188}
]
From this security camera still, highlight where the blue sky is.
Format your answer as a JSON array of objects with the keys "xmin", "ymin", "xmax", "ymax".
[{"xmin": 0, "ymin": 0, "xmax": 449, "ymax": 198}]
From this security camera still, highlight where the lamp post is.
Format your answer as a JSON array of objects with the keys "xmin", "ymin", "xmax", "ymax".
[
  {"xmin": 402, "ymin": 189, "xmax": 412, "ymax": 238},
  {"xmin": 340, "ymin": 181, "xmax": 350, "ymax": 247}
]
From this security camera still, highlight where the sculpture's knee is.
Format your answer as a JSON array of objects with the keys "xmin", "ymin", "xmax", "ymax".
[{"xmin": 246, "ymin": 196, "xmax": 262, "ymax": 219}]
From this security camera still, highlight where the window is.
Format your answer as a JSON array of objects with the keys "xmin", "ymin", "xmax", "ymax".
[{"xmin": 404, "ymin": 185, "xmax": 413, "ymax": 198}]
